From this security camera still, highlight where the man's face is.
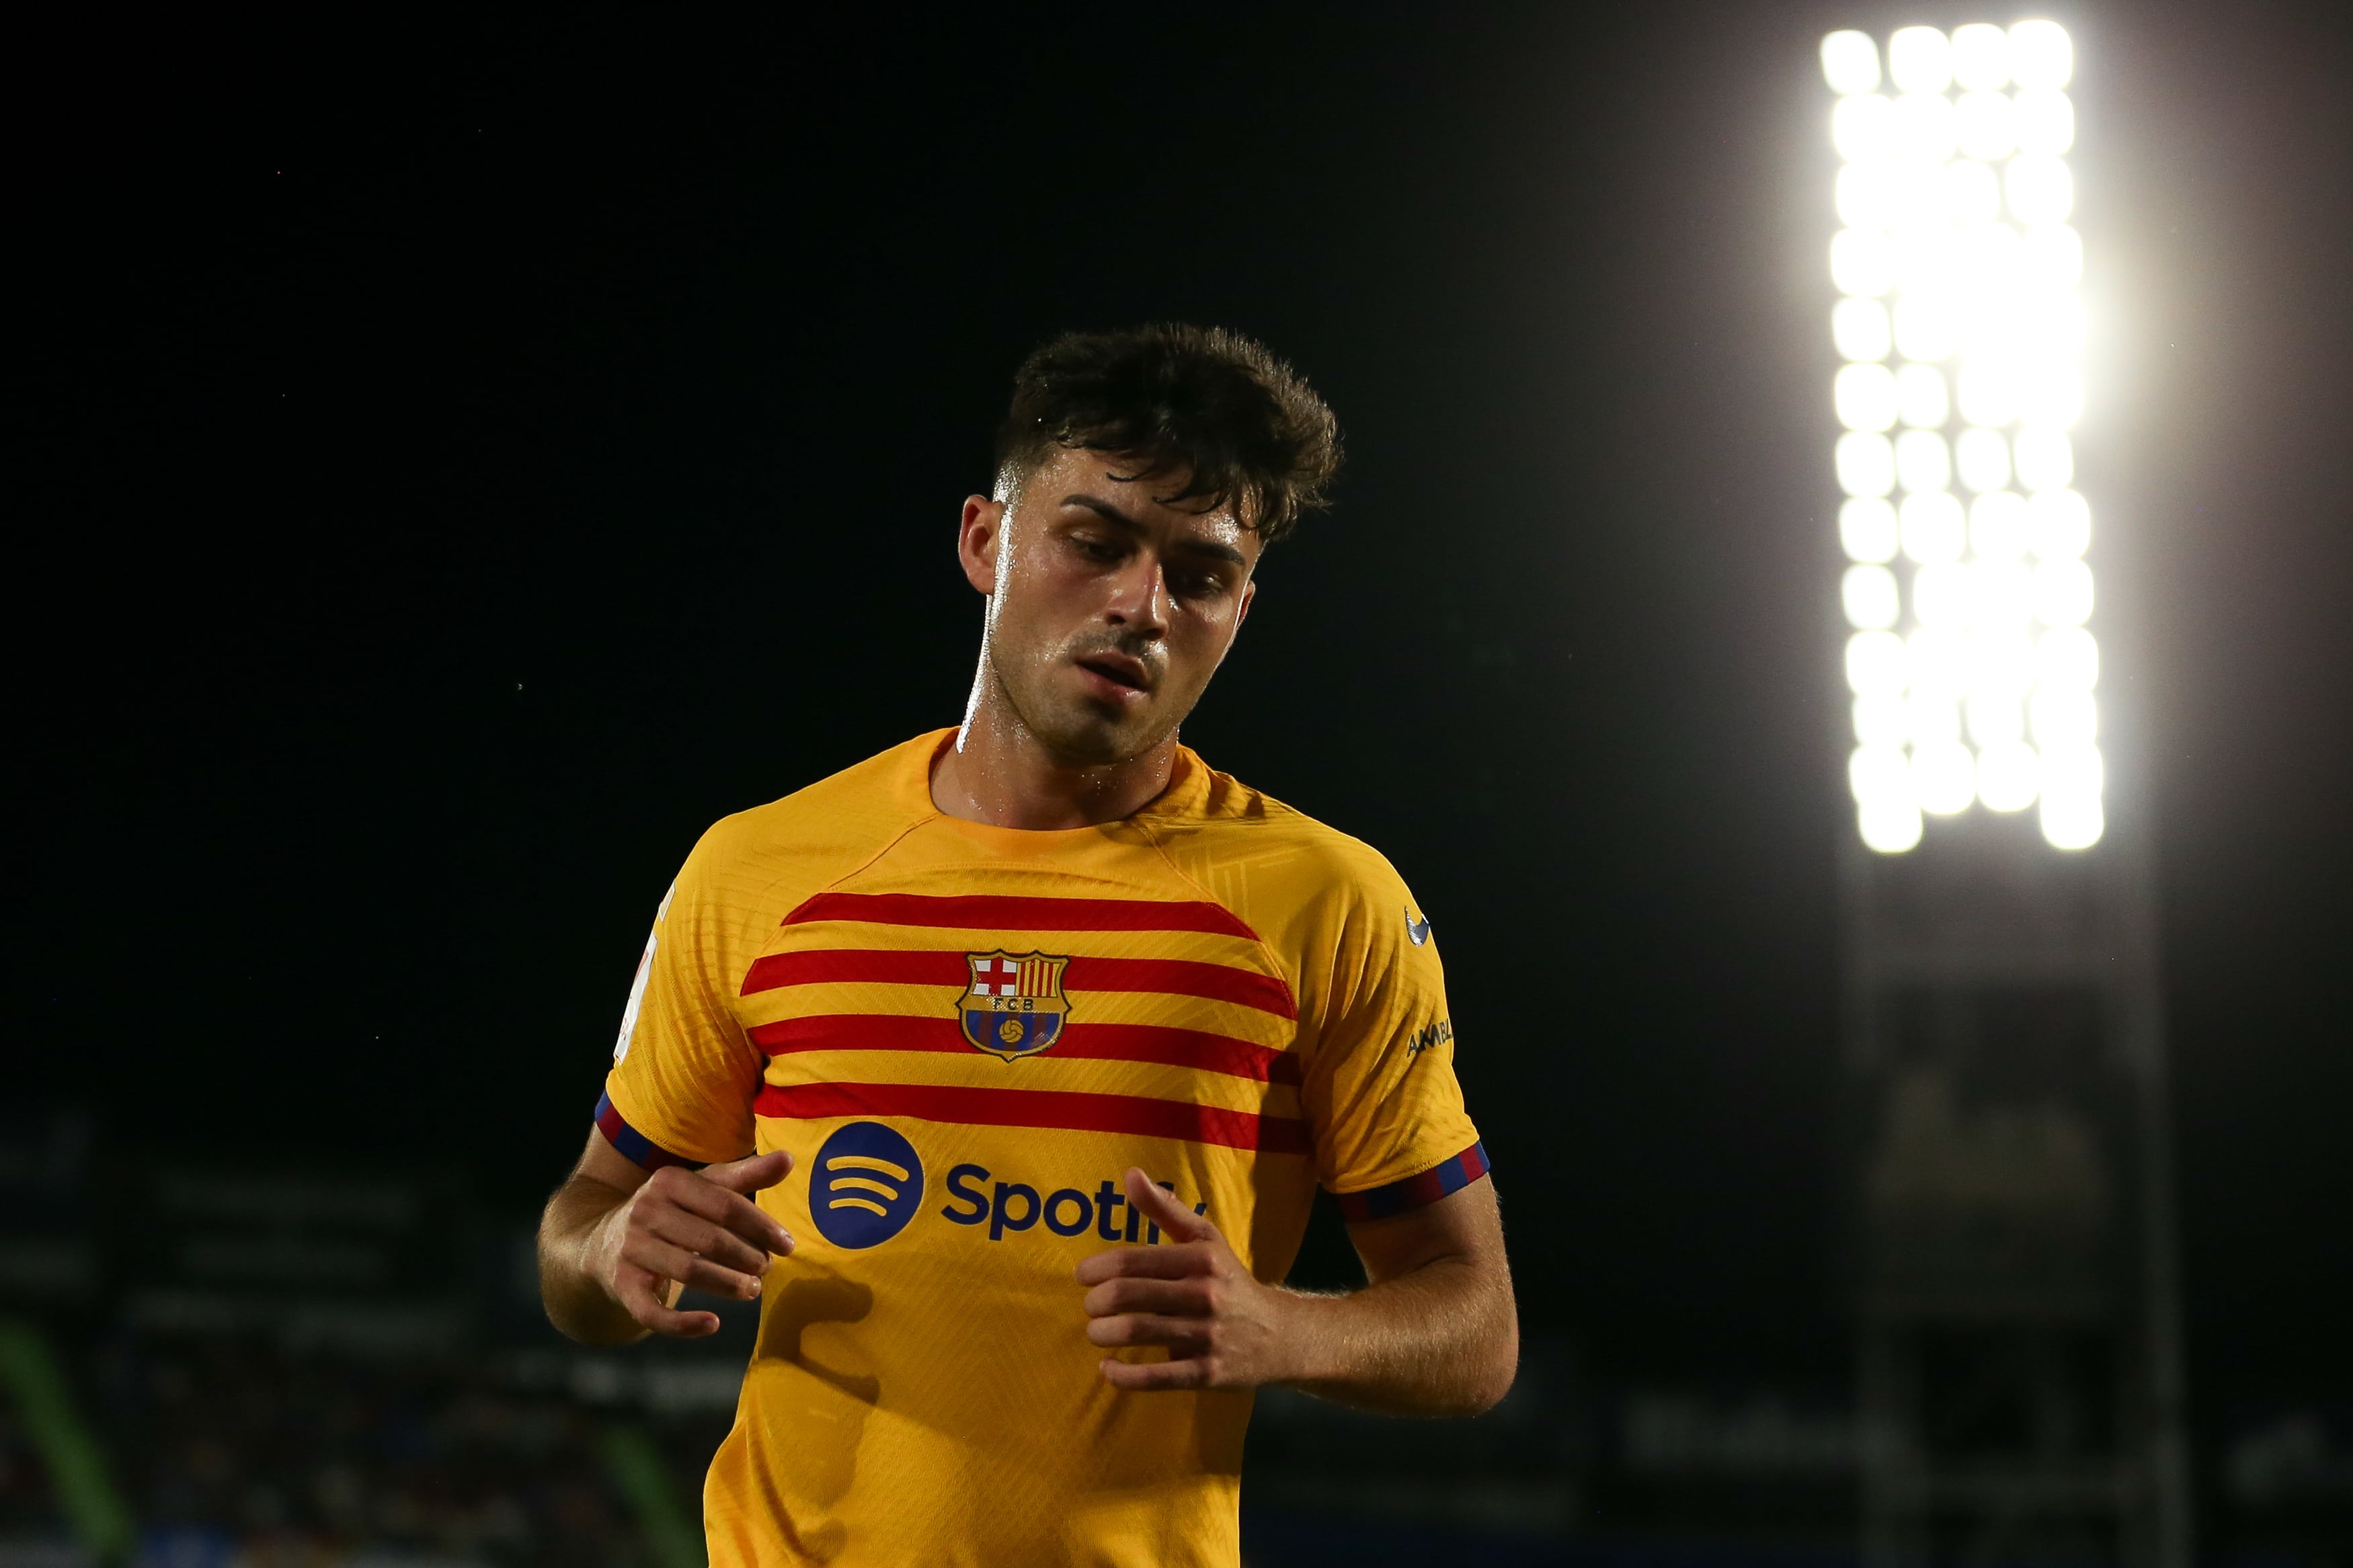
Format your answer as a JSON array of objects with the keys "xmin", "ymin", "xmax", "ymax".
[{"xmin": 959, "ymin": 447, "xmax": 1261, "ymax": 767}]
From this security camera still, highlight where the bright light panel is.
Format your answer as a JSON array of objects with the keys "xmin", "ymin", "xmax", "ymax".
[
  {"xmin": 1824, "ymin": 22, "xmax": 2101, "ymax": 851},
  {"xmin": 1821, "ymin": 31, "xmax": 1884, "ymax": 94}
]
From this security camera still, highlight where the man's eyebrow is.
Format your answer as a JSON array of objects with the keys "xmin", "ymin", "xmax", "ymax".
[
  {"xmin": 1060, "ymin": 494, "xmax": 1142, "ymax": 529},
  {"xmin": 1172, "ymin": 538, "xmax": 1248, "ymax": 567},
  {"xmin": 1060, "ymin": 494, "xmax": 1248, "ymax": 567}
]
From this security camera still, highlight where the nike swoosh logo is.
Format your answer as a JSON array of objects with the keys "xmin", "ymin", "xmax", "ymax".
[{"xmin": 1405, "ymin": 908, "xmax": 1432, "ymax": 946}]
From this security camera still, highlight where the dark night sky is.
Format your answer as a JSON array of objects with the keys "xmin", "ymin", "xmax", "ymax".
[{"xmin": 16, "ymin": 3, "xmax": 2350, "ymax": 1415}]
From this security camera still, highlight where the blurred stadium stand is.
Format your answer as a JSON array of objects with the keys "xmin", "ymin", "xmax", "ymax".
[
  {"xmin": 0, "ymin": 1108, "xmax": 733, "ymax": 1568},
  {"xmin": 3, "ymin": 1109, "xmax": 2344, "ymax": 1566}
]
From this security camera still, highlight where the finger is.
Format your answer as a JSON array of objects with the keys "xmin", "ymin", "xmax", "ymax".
[
  {"xmin": 622, "ymin": 1235, "xmax": 763, "ymax": 1302},
  {"xmin": 614, "ymin": 1270, "xmax": 720, "ymax": 1338},
  {"xmin": 674, "ymin": 1255, "xmax": 767, "ymax": 1300},
  {"xmin": 644, "ymin": 1207, "xmax": 772, "ymax": 1278},
  {"xmin": 703, "ymin": 1149, "xmax": 794, "ymax": 1195},
  {"xmin": 1086, "ymin": 1313, "xmax": 1213, "ymax": 1351},
  {"xmin": 1082, "ymin": 1276, "xmax": 1212, "ymax": 1319},
  {"xmin": 1100, "ymin": 1355, "xmax": 1211, "ymax": 1392},
  {"xmin": 1123, "ymin": 1168, "xmax": 1216, "ymax": 1244},
  {"xmin": 663, "ymin": 1171, "xmax": 793, "ymax": 1254},
  {"xmin": 1074, "ymin": 1241, "xmax": 1218, "ymax": 1286}
]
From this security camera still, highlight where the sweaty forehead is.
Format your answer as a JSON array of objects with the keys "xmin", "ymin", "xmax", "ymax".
[{"xmin": 1026, "ymin": 448, "xmax": 1256, "ymax": 550}]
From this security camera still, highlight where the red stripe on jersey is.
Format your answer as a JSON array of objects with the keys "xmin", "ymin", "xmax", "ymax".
[
  {"xmin": 754, "ymin": 1080, "xmax": 1312, "ymax": 1154},
  {"xmin": 780, "ymin": 892, "xmax": 1259, "ymax": 939},
  {"xmin": 742, "ymin": 948, "xmax": 965, "ymax": 993},
  {"xmin": 746, "ymin": 1014, "xmax": 1302, "ymax": 1085},
  {"xmin": 738, "ymin": 947, "xmax": 1298, "ymax": 1019},
  {"xmin": 1066, "ymin": 956, "xmax": 1297, "ymax": 1020}
]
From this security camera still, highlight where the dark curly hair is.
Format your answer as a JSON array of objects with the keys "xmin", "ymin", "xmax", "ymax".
[{"xmin": 994, "ymin": 324, "xmax": 1341, "ymax": 544}]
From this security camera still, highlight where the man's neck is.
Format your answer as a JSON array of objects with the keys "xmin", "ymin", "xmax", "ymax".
[{"xmin": 930, "ymin": 694, "xmax": 1177, "ymax": 831}]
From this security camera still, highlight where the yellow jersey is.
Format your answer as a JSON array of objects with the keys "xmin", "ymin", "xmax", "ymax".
[{"xmin": 598, "ymin": 731, "xmax": 1487, "ymax": 1567}]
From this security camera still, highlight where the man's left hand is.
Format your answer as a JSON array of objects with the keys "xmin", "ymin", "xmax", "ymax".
[{"xmin": 1074, "ymin": 1168, "xmax": 1302, "ymax": 1391}]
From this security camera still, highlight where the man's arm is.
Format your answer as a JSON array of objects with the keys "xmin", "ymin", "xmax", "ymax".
[
  {"xmin": 537, "ymin": 1130, "xmax": 796, "ymax": 1344},
  {"xmin": 1075, "ymin": 1168, "xmax": 1517, "ymax": 1415}
]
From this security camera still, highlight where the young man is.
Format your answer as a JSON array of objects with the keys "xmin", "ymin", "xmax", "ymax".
[{"xmin": 537, "ymin": 324, "xmax": 1516, "ymax": 1567}]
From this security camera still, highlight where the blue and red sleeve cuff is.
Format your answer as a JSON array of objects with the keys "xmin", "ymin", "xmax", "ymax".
[
  {"xmin": 1330, "ymin": 1141, "xmax": 1492, "ymax": 1223},
  {"xmin": 594, "ymin": 1091, "xmax": 699, "ymax": 1171}
]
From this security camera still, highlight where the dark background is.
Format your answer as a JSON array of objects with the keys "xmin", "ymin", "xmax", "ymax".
[{"xmin": 15, "ymin": 0, "xmax": 2349, "ymax": 1439}]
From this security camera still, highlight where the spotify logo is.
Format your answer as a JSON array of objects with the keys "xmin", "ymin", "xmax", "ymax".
[{"xmin": 808, "ymin": 1122, "xmax": 925, "ymax": 1249}]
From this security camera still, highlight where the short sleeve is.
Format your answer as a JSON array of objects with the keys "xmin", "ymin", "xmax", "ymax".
[
  {"xmin": 598, "ymin": 837, "xmax": 764, "ymax": 1168},
  {"xmin": 1297, "ymin": 859, "xmax": 1487, "ymax": 1221}
]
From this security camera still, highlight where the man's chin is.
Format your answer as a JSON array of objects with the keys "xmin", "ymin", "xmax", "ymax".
[{"xmin": 1027, "ymin": 704, "xmax": 1170, "ymax": 770}]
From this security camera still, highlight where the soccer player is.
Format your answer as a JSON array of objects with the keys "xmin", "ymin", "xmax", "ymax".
[{"xmin": 536, "ymin": 324, "xmax": 1517, "ymax": 1567}]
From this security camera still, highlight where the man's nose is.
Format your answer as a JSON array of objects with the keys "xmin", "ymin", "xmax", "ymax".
[{"xmin": 1104, "ymin": 556, "xmax": 1170, "ymax": 635}]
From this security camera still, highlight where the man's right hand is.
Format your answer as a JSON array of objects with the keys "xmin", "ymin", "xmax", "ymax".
[{"xmin": 586, "ymin": 1151, "xmax": 797, "ymax": 1338}]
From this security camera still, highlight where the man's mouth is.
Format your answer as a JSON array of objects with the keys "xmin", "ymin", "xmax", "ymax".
[{"xmin": 1075, "ymin": 651, "xmax": 1153, "ymax": 695}]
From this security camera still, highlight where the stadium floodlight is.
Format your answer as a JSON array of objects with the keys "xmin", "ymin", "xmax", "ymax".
[{"xmin": 1824, "ymin": 22, "xmax": 2101, "ymax": 850}]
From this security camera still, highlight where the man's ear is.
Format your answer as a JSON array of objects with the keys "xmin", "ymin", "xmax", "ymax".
[{"xmin": 958, "ymin": 495, "xmax": 1004, "ymax": 595}]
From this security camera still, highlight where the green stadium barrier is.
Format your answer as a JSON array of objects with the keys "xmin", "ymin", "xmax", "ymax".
[
  {"xmin": 598, "ymin": 1419, "xmax": 707, "ymax": 1568},
  {"xmin": 0, "ymin": 1317, "xmax": 136, "ymax": 1563}
]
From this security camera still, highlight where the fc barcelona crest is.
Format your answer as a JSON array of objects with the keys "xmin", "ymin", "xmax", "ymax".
[{"xmin": 959, "ymin": 950, "xmax": 1072, "ymax": 1061}]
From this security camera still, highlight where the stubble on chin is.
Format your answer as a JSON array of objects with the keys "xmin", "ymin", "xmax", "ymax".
[{"xmin": 996, "ymin": 656, "xmax": 1170, "ymax": 770}]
